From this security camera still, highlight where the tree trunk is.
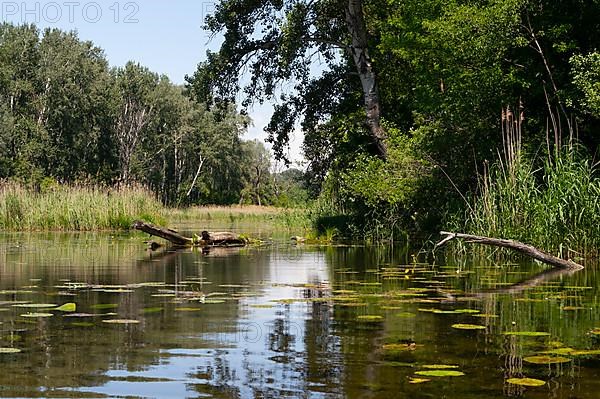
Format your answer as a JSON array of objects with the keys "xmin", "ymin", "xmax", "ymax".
[
  {"xmin": 436, "ymin": 231, "xmax": 584, "ymax": 270},
  {"xmin": 345, "ymin": 0, "xmax": 387, "ymax": 159},
  {"xmin": 132, "ymin": 220, "xmax": 248, "ymax": 247}
]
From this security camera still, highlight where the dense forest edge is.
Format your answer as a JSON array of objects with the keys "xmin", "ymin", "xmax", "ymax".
[{"xmin": 1, "ymin": 0, "xmax": 600, "ymax": 257}]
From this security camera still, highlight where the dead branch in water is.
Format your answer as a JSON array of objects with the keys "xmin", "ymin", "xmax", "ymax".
[
  {"xmin": 436, "ymin": 231, "xmax": 584, "ymax": 270},
  {"xmin": 132, "ymin": 220, "xmax": 247, "ymax": 247}
]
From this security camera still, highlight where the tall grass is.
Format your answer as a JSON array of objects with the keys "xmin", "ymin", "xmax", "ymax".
[
  {"xmin": 461, "ymin": 106, "xmax": 600, "ymax": 256},
  {"xmin": 0, "ymin": 182, "xmax": 165, "ymax": 231}
]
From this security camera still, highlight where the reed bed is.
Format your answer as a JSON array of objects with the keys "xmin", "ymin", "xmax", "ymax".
[
  {"xmin": 0, "ymin": 183, "xmax": 165, "ymax": 231},
  {"xmin": 461, "ymin": 106, "xmax": 600, "ymax": 256}
]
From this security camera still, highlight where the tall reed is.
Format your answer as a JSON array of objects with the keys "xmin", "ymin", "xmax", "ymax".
[
  {"xmin": 0, "ymin": 182, "xmax": 165, "ymax": 231},
  {"xmin": 461, "ymin": 106, "xmax": 600, "ymax": 256}
]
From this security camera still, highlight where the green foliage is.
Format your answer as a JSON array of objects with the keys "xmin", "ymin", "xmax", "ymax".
[{"xmin": 571, "ymin": 52, "xmax": 600, "ymax": 117}]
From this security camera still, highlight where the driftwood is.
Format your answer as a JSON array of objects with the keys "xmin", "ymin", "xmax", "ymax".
[
  {"xmin": 132, "ymin": 220, "xmax": 247, "ymax": 247},
  {"xmin": 436, "ymin": 231, "xmax": 584, "ymax": 271}
]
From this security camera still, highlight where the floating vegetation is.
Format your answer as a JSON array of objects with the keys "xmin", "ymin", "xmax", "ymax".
[
  {"xmin": 409, "ymin": 378, "xmax": 430, "ymax": 384},
  {"xmin": 394, "ymin": 312, "xmax": 416, "ymax": 318},
  {"xmin": 20, "ymin": 313, "xmax": 53, "ymax": 318},
  {"xmin": 451, "ymin": 324, "xmax": 486, "ymax": 330},
  {"xmin": 569, "ymin": 350, "xmax": 600, "ymax": 356},
  {"xmin": 414, "ymin": 370, "xmax": 465, "ymax": 377},
  {"xmin": 12, "ymin": 303, "xmax": 57, "ymax": 308},
  {"xmin": 504, "ymin": 332, "xmax": 550, "ymax": 337},
  {"xmin": 382, "ymin": 343, "xmax": 420, "ymax": 353},
  {"xmin": 202, "ymin": 299, "xmax": 226, "ymax": 304},
  {"xmin": 249, "ymin": 304, "xmax": 275, "ymax": 309},
  {"xmin": 455, "ymin": 309, "xmax": 480, "ymax": 314},
  {"xmin": 174, "ymin": 307, "xmax": 202, "ymax": 312},
  {"xmin": 357, "ymin": 315, "xmax": 384, "ymax": 323},
  {"xmin": 506, "ymin": 378, "xmax": 546, "ymax": 387},
  {"xmin": 102, "ymin": 319, "xmax": 140, "ymax": 325},
  {"xmin": 523, "ymin": 356, "xmax": 571, "ymax": 365},
  {"xmin": 54, "ymin": 303, "xmax": 76, "ymax": 312},
  {"xmin": 142, "ymin": 307, "xmax": 163, "ymax": 314},
  {"xmin": 0, "ymin": 347, "xmax": 21, "ymax": 354}
]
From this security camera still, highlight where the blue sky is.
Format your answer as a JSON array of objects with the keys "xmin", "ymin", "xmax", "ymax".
[{"xmin": 0, "ymin": 0, "xmax": 304, "ymax": 164}]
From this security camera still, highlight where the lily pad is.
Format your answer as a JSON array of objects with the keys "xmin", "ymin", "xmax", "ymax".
[
  {"xmin": 409, "ymin": 378, "xmax": 431, "ymax": 384},
  {"xmin": 506, "ymin": 378, "xmax": 546, "ymax": 387},
  {"xmin": 504, "ymin": 331, "xmax": 550, "ymax": 337},
  {"xmin": 102, "ymin": 319, "xmax": 140, "ymax": 325},
  {"xmin": 91, "ymin": 304, "xmax": 119, "ymax": 310},
  {"xmin": 523, "ymin": 355, "xmax": 571, "ymax": 365},
  {"xmin": 12, "ymin": 303, "xmax": 57, "ymax": 308},
  {"xmin": 415, "ymin": 370, "xmax": 465, "ymax": 377},
  {"xmin": 569, "ymin": 349, "xmax": 600, "ymax": 356},
  {"xmin": 451, "ymin": 324, "xmax": 486, "ymax": 330},
  {"xmin": 0, "ymin": 347, "xmax": 21, "ymax": 354},
  {"xmin": 70, "ymin": 322, "xmax": 95, "ymax": 327},
  {"xmin": 20, "ymin": 313, "xmax": 53, "ymax": 318},
  {"xmin": 54, "ymin": 303, "xmax": 76, "ymax": 312},
  {"xmin": 357, "ymin": 315, "xmax": 384, "ymax": 322}
]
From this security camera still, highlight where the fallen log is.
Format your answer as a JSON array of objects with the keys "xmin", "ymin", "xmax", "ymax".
[
  {"xmin": 436, "ymin": 231, "xmax": 584, "ymax": 271},
  {"xmin": 132, "ymin": 220, "xmax": 247, "ymax": 247}
]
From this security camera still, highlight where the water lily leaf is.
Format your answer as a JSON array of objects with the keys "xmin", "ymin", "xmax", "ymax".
[
  {"xmin": 422, "ymin": 364, "xmax": 460, "ymax": 369},
  {"xmin": 102, "ymin": 319, "xmax": 140, "ymax": 324},
  {"xmin": 202, "ymin": 299, "xmax": 226, "ymax": 304},
  {"xmin": 141, "ymin": 307, "xmax": 163, "ymax": 314},
  {"xmin": 504, "ymin": 331, "xmax": 550, "ymax": 337},
  {"xmin": 589, "ymin": 328, "xmax": 600, "ymax": 335},
  {"xmin": 395, "ymin": 312, "xmax": 416, "ymax": 318},
  {"xmin": 409, "ymin": 378, "xmax": 431, "ymax": 384},
  {"xmin": 357, "ymin": 315, "xmax": 384, "ymax": 322},
  {"xmin": 12, "ymin": 303, "xmax": 57, "ymax": 308},
  {"xmin": 91, "ymin": 304, "xmax": 119, "ymax": 310},
  {"xmin": 452, "ymin": 324, "xmax": 486, "ymax": 330},
  {"xmin": 569, "ymin": 349, "xmax": 600, "ymax": 356},
  {"xmin": 455, "ymin": 309, "xmax": 480, "ymax": 314},
  {"xmin": 54, "ymin": 303, "xmax": 76, "ymax": 312},
  {"xmin": 20, "ymin": 313, "xmax": 53, "ymax": 318},
  {"xmin": 415, "ymin": 370, "xmax": 465, "ymax": 377},
  {"xmin": 174, "ymin": 307, "xmax": 202, "ymax": 312},
  {"xmin": 433, "ymin": 310, "xmax": 460, "ymax": 314},
  {"xmin": 0, "ymin": 347, "xmax": 21, "ymax": 354},
  {"xmin": 523, "ymin": 356, "xmax": 571, "ymax": 364},
  {"xmin": 507, "ymin": 378, "xmax": 546, "ymax": 387},
  {"xmin": 541, "ymin": 348, "xmax": 575, "ymax": 355}
]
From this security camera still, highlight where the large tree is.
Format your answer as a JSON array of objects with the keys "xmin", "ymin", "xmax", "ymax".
[{"xmin": 187, "ymin": 0, "xmax": 388, "ymax": 161}]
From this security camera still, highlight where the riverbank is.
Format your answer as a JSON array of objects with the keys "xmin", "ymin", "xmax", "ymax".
[{"xmin": 0, "ymin": 183, "xmax": 310, "ymax": 232}]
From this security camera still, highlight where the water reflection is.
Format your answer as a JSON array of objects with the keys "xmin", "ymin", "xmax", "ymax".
[{"xmin": 0, "ymin": 232, "xmax": 599, "ymax": 398}]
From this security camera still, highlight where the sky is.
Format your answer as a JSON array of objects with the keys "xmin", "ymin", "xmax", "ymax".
[{"xmin": 0, "ymin": 0, "xmax": 304, "ymax": 165}]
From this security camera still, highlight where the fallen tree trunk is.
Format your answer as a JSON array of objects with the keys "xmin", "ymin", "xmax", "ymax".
[
  {"xmin": 132, "ymin": 220, "xmax": 247, "ymax": 247},
  {"xmin": 436, "ymin": 231, "xmax": 584, "ymax": 270}
]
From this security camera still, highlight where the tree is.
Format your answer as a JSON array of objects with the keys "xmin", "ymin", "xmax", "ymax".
[{"xmin": 187, "ymin": 0, "xmax": 388, "ymax": 161}]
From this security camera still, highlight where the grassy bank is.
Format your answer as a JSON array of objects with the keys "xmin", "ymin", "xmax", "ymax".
[
  {"xmin": 169, "ymin": 205, "xmax": 311, "ymax": 231},
  {"xmin": 0, "ymin": 183, "xmax": 165, "ymax": 231}
]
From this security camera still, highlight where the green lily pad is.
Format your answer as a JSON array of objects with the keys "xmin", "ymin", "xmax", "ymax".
[
  {"xmin": 395, "ymin": 312, "xmax": 416, "ymax": 318},
  {"xmin": 20, "ymin": 313, "xmax": 53, "ymax": 318},
  {"xmin": 174, "ymin": 307, "xmax": 202, "ymax": 312},
  {"xmin": 70, "ymin": 322, "xmax": 95, "ymax": 327},
  {"xmin": 12, "ymin": 303, "xmax": 57, "ymax": 308},
  {"xmin": 357, "ymin": 315, "xmax": 384, "ymax": 322},
  {"xmin": 452, "ymin": 324, "xmax": 486, "ymax": 330},
  {"xmin": 506, "ymin": 378, "xmax": 546, "ymax": 387},
  {"xmin": 415, "ymin": 370, "xmax": 465, "ymax": 377},
  {"xmin": 504, "ymin": 331, "xmax": 550, "ymax": 337},
  {"xmin": 455, "ymin": 309, "xmax": 480, "ymax": 314},
  {"xmin": 569, "ymin": 349, "xmax": 600, "ymax": 356},
  {"xmin": 102, "ymin": 319, "xmax": 140, "ymax": 324},
  {"xmin": 409, "ymin": 378, "xmax": 431, "ymax": 384},
  {"xmin": 523, "ymin": 356, "xmax": 571, "ymax": 364},
  {"xmin": 91, "ymin": 304, "xmax": 119, "ymax": 310},
  {"xmin": 54, "ymin": 303, "xmax": 76, "ymax": 312},
  {"xmin": 0, "ymin": 347, "xmax": 21, "ymax": 354}
]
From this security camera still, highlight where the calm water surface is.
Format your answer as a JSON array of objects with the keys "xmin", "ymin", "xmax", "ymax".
[{"xmin": 1, "ymin": 226, "xmax": 600, "ymax": 398}]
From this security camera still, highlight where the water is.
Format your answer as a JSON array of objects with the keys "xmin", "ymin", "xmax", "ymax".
[{"xmin": 1, "ymin": 228, "xmax": 600, "ymax": 398}]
